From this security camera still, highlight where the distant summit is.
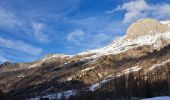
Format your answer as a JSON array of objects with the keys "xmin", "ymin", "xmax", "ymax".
[
  {"xmin": 0, "ymin": 61, "xmax": 11, "ymax": 67},
  {"xmin": 126, "ymin": 18, "xmax": 169, "ymax": 39}
]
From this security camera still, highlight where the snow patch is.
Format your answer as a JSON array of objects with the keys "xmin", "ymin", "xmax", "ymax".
[
  {"xmin": 67, "ymin": 76, "xmax": 75, "ymax": 81},
  {"xmin": 142, "ymin": 96, "xmax": 170, "ymax": 100},
  {"xmin": 81, "ymin": 67, "xmax": 95, "ymax": 73},
  {"xmin": 17, "ymin": 74, "xmax": 25, "ymax": 78},
  {"xmin": 116, "ymin": 66, "xmax": 142, "ymax": 77},
  {"xmin": 89, "ymin": 75, "xmax": 113, "ymax": 91},
  {"xmin": 45, "ymin": 54, "xmax": 73, "ymax": 59},
  {"xmin": 122, "ymin": 66, "xmax": 142, "ymax": 74},
  {"xmin": 149, "ymin": 59, "xmax": 170, "ymax": 71},
  {"xmin": 29, "ymin": 90, "xmax": 76, "ymax": 100},
  {"xmin": 28, "ymin": 64, "xmax": 38, "ymax": 69},
  {"xmin": 161, "ymin": 20, "xmax": 170, "ymax": 26},
  {"xmin": 89, "ymin": 79, "xmax": 111, "ymax": 91}
]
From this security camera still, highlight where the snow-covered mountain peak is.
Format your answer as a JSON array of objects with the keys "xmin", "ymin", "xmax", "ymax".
[
  {"xmin": 39, "ymin": 18, "xmax": 170, "ymax": 63},
  {"xmin": 76, "ymin": 19, "xmax": 170, "ymax": 60}
]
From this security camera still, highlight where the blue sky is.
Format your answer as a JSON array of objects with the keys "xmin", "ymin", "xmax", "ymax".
[{"xmin": 1, "ymin": 0, "xmax": 170, "ymax": 63}]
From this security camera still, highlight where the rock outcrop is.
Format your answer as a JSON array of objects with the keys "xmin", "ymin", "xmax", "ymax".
[{"xmin": 126, "ymin": 18, "xmax": 169, "ymax": 39}]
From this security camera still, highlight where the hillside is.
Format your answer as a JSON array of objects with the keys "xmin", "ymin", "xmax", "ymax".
[{"xmin": 0, "ymin": 18, "xmax": 170, "ymax": 100}]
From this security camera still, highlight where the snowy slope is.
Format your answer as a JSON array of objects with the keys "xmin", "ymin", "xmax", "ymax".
[
  {"xmin": 77, "ymin": 31, "xmax": 170, "ymax": 60},
  {"xmin": 161, "ymin": 20, "xmax": 170, "ymax": 26},
  {"xmin": 142, "ymin": 96, "xmax": 170, "ymax": 100}
]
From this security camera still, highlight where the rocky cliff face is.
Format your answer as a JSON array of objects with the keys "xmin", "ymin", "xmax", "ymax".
[
  {"xmin": 1, "ymin": 18, "xmax": 170, "ymax": 100},
  {"xmin": 126, "ymin": 18, "xmax": 169, "ymax": 39}
]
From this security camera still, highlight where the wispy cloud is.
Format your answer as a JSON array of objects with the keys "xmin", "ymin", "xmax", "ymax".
[
  {"xmin": 69, "ymin": 16, "xmax": 126, "ymax": 35},
  {"xmin": 67, "ymin": 29, "xmax": 85, "ymax": 45},
  {"xmin": 106, "ymin": 0, "xmax": 170, "ymax": 23},
  {"xmin": 0, "ymin": 8, "xmax": 21, "ymax": 29},
  {"xmin": 152, "ymin": 4, "xmax": 170, "ymax": 19},
  {"xmin": 0, "ymin": 7, "xmax": 52, "ymax": 43},
  {"xmin": 67, "ymin": 29, "xmax": 115, "ymax": 50},
  {"xmin": 0, "ymin": 37, "xmax": 42, "ymax": 55},
  {"xmin": 32, "ymin": 22, "xmax": 51, "ymax": 43}
]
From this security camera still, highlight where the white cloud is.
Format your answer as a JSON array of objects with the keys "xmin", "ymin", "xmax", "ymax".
[
  {"xmin": 116, "ymin": 0, "xmax": 149, "ymax": 11},
  {"xmin": 69, "ymin": 16, "xmax": 126, "ymax": 35},
  {"xmin": 67, "ymin": 29, "xmax": 115, "ymax": 49},
  {"xmin": 67, "ymin": 29, "xmax": 113, "ymax": 48},
  {"xmin": 0, "ymin": 8, "xmax": 21, "ymax": 29},
  {"xmin": 32, "ymin": 22, "xmax": 50, "ymax": 43},
  {"xmin": 151, "ymin": 4, "xmax": 170, "ymax": 19},
  {"xmin": 113, "ymin": 0, "xmax": 149, "ymax": 23},
  {"xmin": 0, "ymin": 8, "xmax": 52, "ymax": 43},
  {"xmin": 107, "ymin": 0, "xmax": 170, "ymax": 23},
  {"xmin": 67, "ymin": 30, "xmax": 85, "ymax": 45},
  {"xmin": 0, "ymin": 37, "xmax": 42, "ymax": 55}
]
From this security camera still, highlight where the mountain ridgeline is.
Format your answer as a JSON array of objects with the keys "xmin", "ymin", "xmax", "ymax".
[{"xmin": 1, "ymin": 18, "xmax": 170, "ymax": 100}]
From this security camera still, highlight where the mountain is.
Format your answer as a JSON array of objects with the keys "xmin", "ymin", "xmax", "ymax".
[{"xmin": 1, "ymin": 18, "xmax": 170, "ymax": 100}]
